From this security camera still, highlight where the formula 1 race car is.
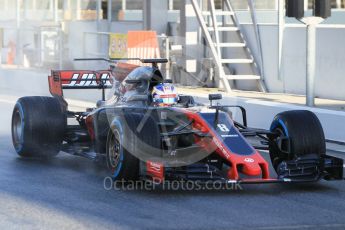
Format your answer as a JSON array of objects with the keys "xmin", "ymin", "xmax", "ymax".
[{"xmin": 11, "ymin": 58, "xmax": 344, "ymax": 185}]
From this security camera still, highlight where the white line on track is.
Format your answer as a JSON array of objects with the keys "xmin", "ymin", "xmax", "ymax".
[
  {"xmin": 256, "ymin": 223, "xmax": 345, "ymax": 230},
  {"xmin": 0, "ymin": 98, "xmax": 16, "ymax": 104}
]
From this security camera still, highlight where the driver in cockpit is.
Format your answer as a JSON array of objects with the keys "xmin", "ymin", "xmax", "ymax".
[{"xmin": 151, "ymin": 83, "xmax": 178, "ymax": 107}]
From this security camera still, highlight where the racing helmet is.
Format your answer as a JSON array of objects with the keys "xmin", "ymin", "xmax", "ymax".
[{"xmin": 152, "ymin": 83, "xmax": 178, "ymax": 106}]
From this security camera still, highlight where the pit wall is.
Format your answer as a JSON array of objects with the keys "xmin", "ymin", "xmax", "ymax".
[{"xmin": 241, "ymin": 24, "xmax": 345, "ymax": 101}]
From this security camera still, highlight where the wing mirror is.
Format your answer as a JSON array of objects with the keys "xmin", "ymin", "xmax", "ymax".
[
  {"xmin": 209, "ymin": 94, "xmax": 222, "ymax": 106},
  {"xmin": 209, "ymin": 94, "xmax": 222, "ymax": 101}
]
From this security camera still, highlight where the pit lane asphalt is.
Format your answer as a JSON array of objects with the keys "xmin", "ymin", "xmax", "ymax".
[{"xmin": 0, "ymin": 96, "xmax": 345, "ymax": 230}]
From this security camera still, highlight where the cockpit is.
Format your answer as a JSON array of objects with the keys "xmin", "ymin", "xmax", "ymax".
[
  {"xmin": 97, "ymin": 65, "xmax": 196, "ymax": 108},
  {"xmin": 116, "ymin": 66, "xmax": 163, "ymax": 97}
]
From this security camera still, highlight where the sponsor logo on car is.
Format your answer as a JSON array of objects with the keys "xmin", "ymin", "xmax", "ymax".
[
  {"xmin": 244, "ymin": 158, "xmax": 255, "ymax": 163},
  {"xmin": 221, "ymin": 134, "xmax": 239, "ymax": 138},
  {"xmin": 213, "ymin": 136, "xmax": 231, "ymax": 159},
  {"xmin": 61, "ymin": 72, "xmax": 112, "ymax": 87},
  {"xmin": 148, "ymin": 162, "xmax": 163, "ymax": 172}
]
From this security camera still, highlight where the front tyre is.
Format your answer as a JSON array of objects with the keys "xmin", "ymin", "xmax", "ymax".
[
  {"xmin": 269, "ymin": 110, "xmax": 325, "ymax": 171},
  {"xmin": 106, "ymin": 118, "xmax": 139, "ymax": 181},
  {"xmin": 106, "ymin": 114, "xmax": 160, "ymax": 181},
  {"xmin": 11, "ymin": 96, "xmax": 66, "ymax": 158}
]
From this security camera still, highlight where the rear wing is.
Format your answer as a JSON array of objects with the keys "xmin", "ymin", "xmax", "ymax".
[
  {"xmin": 48, "ymin": 70, "xmax": 112, "ymax": 98},
  {"xmin": 48, "ymin": 58, "xmax": 168, "ymax": 99}
]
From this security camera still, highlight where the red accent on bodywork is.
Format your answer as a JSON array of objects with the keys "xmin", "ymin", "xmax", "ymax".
[
  {"xmin": 146, "ymin": 161, "xmax": 164, "ymax": 182},
  {"xmin": 181, "ymin": 109, "xmax": 270, "ymax": 180},
  {"xmin": 48, "ymin": 72, "xmax": 63, "ymax": 97},
  {"xmin": 113, "ymin": 63, "xmax": 139, "ymax": 82},
  {"xmin": 85, "ymin": 115, "xmax": 95, "ymax": 141},
  {"xmin": 48, "ymin": 65, "xmax": 138, "ymax": 98}
]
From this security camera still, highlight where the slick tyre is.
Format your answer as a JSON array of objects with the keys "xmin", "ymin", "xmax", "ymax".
[
  {"xmin": 269, "ymin": 110, "xmax": 325, "ymax": 170},
  {"xmin": 106, "ymin": 114, "xmax": 160, "ymax": 181},
  {"xmin": 11, "ymin": 96, "xmax": 66, "ymax": 158}
]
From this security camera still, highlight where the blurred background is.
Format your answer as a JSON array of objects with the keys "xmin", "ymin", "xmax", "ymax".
[{"xmin": 1, "ymin": 0, "xmax": 345, "ymax": 100}]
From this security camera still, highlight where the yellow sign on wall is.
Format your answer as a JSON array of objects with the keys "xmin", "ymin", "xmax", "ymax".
[{"xmin": 109, "ymin": 33, "xmax": 128, "ymax": 59}]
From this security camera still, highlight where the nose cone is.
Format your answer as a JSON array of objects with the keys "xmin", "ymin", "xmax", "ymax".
[
  {"xmin": 241, "ymin": 162, "xmax": 262, "ymax": 176},
  {"xmin": 226, "ymin": 153, "xmax": 270, "ymax": 180}
]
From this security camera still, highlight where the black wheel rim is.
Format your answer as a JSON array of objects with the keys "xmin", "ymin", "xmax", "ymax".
[
  {"xmin": 272, "ymin": 127, "xmax": 288, "ymax": 169},
  {"xmin": 108, "ymin": 130, "xmax": 121, "ymax": 170},
  {"xmin": 12, "ymin": 108, "xmax": 23, "ymax": 149}
]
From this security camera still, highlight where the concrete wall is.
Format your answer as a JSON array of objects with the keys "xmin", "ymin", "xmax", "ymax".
[
  {"xmin": 0, "ymin": 68, "xmax": 50, "ymax": 96},
  {"xmin": 240, "ymin": 24, "xmax": 345, "ymax": 101},
  {"xmin": 0, "ymin": 68, "xmax": 111, "ymax": 102},
  {"xmin": 143, "ymin": 0, "xmax": 168, "ymax": 34},
  {"xmin": 235, "ymin": 10, "xmax": 345, "ymax": 24}
]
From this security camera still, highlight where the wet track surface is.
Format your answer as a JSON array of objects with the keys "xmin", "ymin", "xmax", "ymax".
[{"xmin": 0, "ymin": 97, "xmax": 345, "ymax": 230}]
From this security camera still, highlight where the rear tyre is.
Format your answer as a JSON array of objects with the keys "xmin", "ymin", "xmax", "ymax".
[
  {"xmin": 11, "ymin": 96, "xmax": 66, "ymax": 158},
  {"xmin": 269, "ymin": 110, "xmax": 325, "ymax": 170}
]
